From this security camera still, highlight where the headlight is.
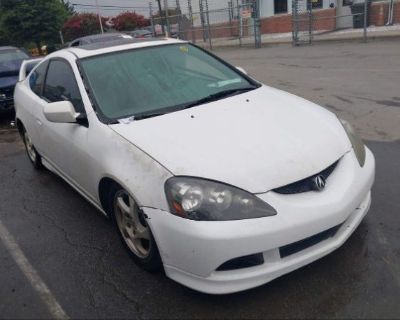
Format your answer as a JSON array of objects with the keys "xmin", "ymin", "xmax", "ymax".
[
  {"xmin": 340, "ymin": 119, "xmax": 366, "ymax": 167},
  {"xmin": 165, "ymin": 177, "xmax": 277, "ymax": 221}
]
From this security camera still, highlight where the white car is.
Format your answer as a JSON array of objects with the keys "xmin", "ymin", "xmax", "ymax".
[{"xmin": 14, "ymin": 38, "xmax": 375, "ymax": 294}]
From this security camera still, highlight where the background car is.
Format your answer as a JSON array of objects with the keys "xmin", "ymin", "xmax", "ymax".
[
  {"xmin": 129, "ymin": 29, "xmax": 153, "ymax": 39},
  {"xmin": 0, "ymin": 46, "xmax": 30, "ymax": 112},
  {"xmin": 152, "ymin": 24, "xmax": 178, "ymax": 38},
  {"xmin": 68, "ymin": 33, "xmax": 133, "ymax": 47}
]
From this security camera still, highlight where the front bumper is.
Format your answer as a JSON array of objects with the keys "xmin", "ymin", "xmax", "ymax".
[
  {"xmin": 144, "ymin": 147, "xmax": 375, "ymax": 294},
  {"xmin": 0, "ymin": 98, "xmax": 14, "ymax": 111},
  {"xmin": 0, "ymin": 85, "xmax": 15, "ymax": 111}
]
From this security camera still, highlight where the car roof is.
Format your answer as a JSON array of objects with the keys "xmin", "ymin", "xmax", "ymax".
[
  {"xmin": 0, "ymin": 46, "xmax": 19, "ymax": 51},
  {"xmin": 74, "ymin": 32, "xmax": 128, "ymax": 42},
  {"xmin": 132, "ymin": 30, "xmax": 151, "ymax": 33},
  {"xmin": 65, "ymin": 37, "xmax": 185, "ymax": 59}
]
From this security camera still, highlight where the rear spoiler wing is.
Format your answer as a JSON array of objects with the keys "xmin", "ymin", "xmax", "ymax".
[{"xmin": 19, "ymin": 58, "xmax": 44, "ymax": 82}]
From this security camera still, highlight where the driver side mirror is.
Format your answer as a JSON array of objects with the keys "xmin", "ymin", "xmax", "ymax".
[
  {"xmin": 235, "ymin": 66, "xmax": 248, "ymax": 75},
  {"xmin": 43, "ymin": 101, "xmax": 80, "ymax": 123}
]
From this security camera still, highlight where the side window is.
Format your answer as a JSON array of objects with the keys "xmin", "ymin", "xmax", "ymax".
[
  {"xmin": 29, "ymin": 61, "xmax": 48, "ymax": 96},
  {"xmin": 70, "ymin": 40, "xmax": 80, "ymax": 47},
  {"xmin": 43, "ymin": 60, "xmax": 85, "ymax": 113}
]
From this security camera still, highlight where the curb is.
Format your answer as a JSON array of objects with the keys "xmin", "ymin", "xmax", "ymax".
[{"xmin": 203, "ymin": 32, "xmax": 400, "ymax": 49}]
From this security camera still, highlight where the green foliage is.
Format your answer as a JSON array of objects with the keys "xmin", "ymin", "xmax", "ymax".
[
  {"xmin": 0, "ymin": 14, "xmax": 11, "ymax": 46},
  {"xmin": 62, "ymin": 14, "xmax": 107, "ymax": 42},
  {"xmin": 0, "ymin": 0, "xmax": 72, "ymax": 51},
  {"xmin": 61, "ymin": 0, "xmax": 76, "ymax": 16},
  {"xmin": 113, "ymin": 12, "xmax": 150, "ymax": 31}
]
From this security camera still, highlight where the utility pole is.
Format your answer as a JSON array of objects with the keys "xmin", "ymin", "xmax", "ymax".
[
  {"xmin": 163, "ymin": 0, "xmax": 170, "ymax": 36},
  {"xmin": 176, "ymin": 0, "xmax": 181, "ymax": 39},
  {"xmin": 204, "ymin": 0, "xmax": 211, "ymax": 49},
  {"xmin": 156, "ymin": 0, "xmax": 165, "ymax": 35},
  {"xmin": 59, "ymin": 30, "xmax": 65, "ymax": 45},
  {"xmin": 95, "ymin": 0, "xmax": 104, "ymax": 33},
  {"xmin": 199, "ymin": 0, "xmax": 206, "ymax": 42},
  {"xmin": 149, "ymin": 2, "xmax": 155, "ymax": 36},
  {"xmin": 386, "ymin": 0, "xmax": 394, "ymax": 25},
  {"xmin": 188, "ymin": 0, "xmax": 196, "ymax": 43},
  {"xmin": 363, "ymin": 0, "xmax": 368, "ymax": 42}
]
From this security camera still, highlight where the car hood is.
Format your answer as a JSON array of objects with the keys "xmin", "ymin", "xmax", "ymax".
[
  {"xmin": 0, "ymin": 59, "xmax": 23, "ymax": 74},
  {"xmin": 0, "ymin": 59, "xmax": 23, "ymax": 88},
  {"xmin": 110, "ymin": 86, "xmax": 351, "ymax": 193},
  {"xmin": 0, "ymin": 75, "xmax": 18, "ymax": 88}
]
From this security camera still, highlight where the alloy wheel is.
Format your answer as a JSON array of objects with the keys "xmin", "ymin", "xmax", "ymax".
[
  {"xmin": 114, "ymin": 190, "xmax": 151, "ymax": 258},
  {"xmin": 24, "ymin": 131, "xmax": 37, "ymax": 163}
]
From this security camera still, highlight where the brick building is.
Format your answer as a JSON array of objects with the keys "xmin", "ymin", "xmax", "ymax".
[
  {"xmin": 181, "ymin": 0, "xmax": 399, "ymax": 40},
  {"xmin": 258, "ymin": 0, "xmax": 400, "ymax": 33}
]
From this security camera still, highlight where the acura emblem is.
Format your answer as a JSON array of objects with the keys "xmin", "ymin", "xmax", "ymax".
[{"xmin": 312, "ymin": 175, "xmax": 326, "ymax": 191}]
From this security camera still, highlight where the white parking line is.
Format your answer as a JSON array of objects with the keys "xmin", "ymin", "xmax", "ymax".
[{"xmin": 0, "ymin": 220, "xmax": 69, "ymax": 319}]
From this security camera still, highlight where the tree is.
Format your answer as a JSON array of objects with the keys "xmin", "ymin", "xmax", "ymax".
[
  {"xmin": 61, "ymin": 0, "xmax": 76, "ymax": 16},
  {"xmin": 0, "ymin": 0, "xmax": 71, "ymax": 54},
  {"xmin": 62, "ymin": 13, "xmax": 107, "ymax": 42},
  {"xmin": 113, "ymin": 12, "xmax": 150, "ymax": 31},
  {"xmin": 0, "ymin": 12, "xmax": 11, "ymax": 46}
]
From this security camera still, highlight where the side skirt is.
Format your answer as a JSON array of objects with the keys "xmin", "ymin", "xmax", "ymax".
[{"xmin": 41, "ymin": 157, "xmax": 108, "ymax": 218}]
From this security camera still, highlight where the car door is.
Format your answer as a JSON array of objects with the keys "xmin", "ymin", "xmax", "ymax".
[
  {"xmin": 37, "ymin": 58, "xmax": 92, "ymax": 193},
  {"xmin": 22, "ymin": 60, "xmax": 49, "ymax": 153}
]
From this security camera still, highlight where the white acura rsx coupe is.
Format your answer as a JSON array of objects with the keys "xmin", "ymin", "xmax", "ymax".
[{"xmin": 14, "ymin": 38, "xmax": 375, "ymax": 294}]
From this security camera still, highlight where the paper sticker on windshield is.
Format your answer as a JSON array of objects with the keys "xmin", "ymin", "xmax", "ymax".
[
  {"xmin": 207, "ymin": 78, "xmax": 242, "ymax": 88},
  {"xmin": 179, "ymin": 46, "xmax": 189, "ymax": 53}
]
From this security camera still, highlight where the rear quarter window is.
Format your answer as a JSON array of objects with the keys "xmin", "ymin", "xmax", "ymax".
[{"xmin": 29, "ymin": 61, "xmax": 48, "ymax": 97}]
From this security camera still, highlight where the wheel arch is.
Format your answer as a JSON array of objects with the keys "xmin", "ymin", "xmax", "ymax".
[
  {"xmin": 98, "ymin": 176, "xmax": 143, "ymax": 216},
  {"xmin": 98, "ymin": 177, "xmax": 121, "ymax": 216},
  {"xmin": 16, "ymin": 118, "xmax": 25, "ymax": 137},
  {"xmin": 98, "ymin": 176, "xmax": 164, "ymax": 271}
]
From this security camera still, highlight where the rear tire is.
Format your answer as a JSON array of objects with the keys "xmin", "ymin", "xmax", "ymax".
[
  {"xmin": 107, "ymin": 184, "xmax": 163, "ymax": 272},
  {"xmin": 22, "ymin": 128, "xmax": 43, "ymax": 170}
]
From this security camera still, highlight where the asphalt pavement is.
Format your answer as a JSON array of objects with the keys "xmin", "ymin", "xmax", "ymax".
[{"xmin": 0, "ymin": 39, "xmax": 399, "ymax": 319}]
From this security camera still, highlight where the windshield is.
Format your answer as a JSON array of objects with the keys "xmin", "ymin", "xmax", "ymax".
[
  {"xmin": 80, "ymin": 43, "xmax": 256, "ymax": 121},
  {"xmin": 0, "ymin": 49, "xmax": 29, "ymax": 63}
]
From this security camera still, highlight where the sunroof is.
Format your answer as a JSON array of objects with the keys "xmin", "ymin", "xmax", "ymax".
[{"xmin": 75, "ymin": 38, "xmax": 165, "ymax": 51}]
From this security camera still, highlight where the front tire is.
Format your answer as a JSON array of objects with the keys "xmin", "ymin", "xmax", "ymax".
[
  {"xmin": 108, "ymin": 185, "xmax": 162, "ymax": 272},
  {"xmin": 22, "ymin": 128, "xmax": 43, "ymax": 170}
]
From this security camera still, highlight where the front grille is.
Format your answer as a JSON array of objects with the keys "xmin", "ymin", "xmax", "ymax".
[
  {"xmin": 273, "ymin": 160, "xmax": 339, "ymax": 194},
  {"xmin": 0, "ymin": 85, "xmax": 15, "ymax": 98},
  {"xmin": 279, "ymin": 224, "xmax": 342, "ymax": 258},
  {"xmin": 0, "ymin": 100, "xmax": 13, "ymax": 109}
]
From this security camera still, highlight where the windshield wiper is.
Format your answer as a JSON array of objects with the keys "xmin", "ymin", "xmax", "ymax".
[
  {"xmin": 181, "ymin": 86, "xmax": 258, "ymax": 110},
  {"xmin": 116, "ymin": 86, "xmax": 258, "ymax": 123},
  {"xmin": 134, "ymin": 112, "xmax": 167, "ymax": 121},
  {"xmin": 116, "ymin": 111, "xmax": 168, "ymax": 124}
]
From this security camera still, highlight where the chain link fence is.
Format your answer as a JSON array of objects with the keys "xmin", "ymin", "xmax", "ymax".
[
  {"xmin": 149, "ymin": 0, "xmax": 261, "ymax": 49},
  {"xmin": 67, "ymin": 0, "xmax": 398, "ymax": 49},
  {"xmin": 292, "ymin": 0, "xmax": 371, "ymax": 46}
]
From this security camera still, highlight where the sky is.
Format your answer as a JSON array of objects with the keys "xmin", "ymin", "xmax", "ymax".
[{"xmin": 68, "ymin": 0, "xmax": 229, "ymax": 19}]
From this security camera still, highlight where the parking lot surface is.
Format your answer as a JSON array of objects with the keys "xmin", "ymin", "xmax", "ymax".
[{"xmin": 0, "ymin": 39, "xmax": 399, "ymax": 319}]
